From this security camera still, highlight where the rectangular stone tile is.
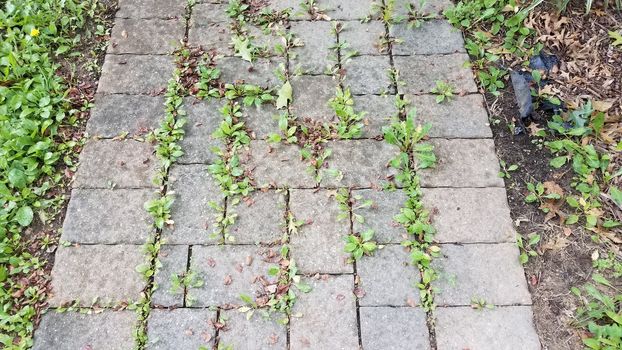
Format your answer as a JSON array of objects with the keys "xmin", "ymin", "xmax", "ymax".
[
  {"xmin": 244, "ymin": 140, "xmax": 317, "ymax": 188},
  {"xmin": 152, "ymin": 245, "xmax": 189, "ymax": 307},
  {"xmin": 395, "ymin": 0, "xmax": 453, "ymax": 16},
  {"xmin": 86, "ymin": 94, "xmax": 164, "ymax": 137},
  {"xmin": 433, "ymin": 243, "xmax": 532, "ymax": 306},
  {"xmin": 266, "ymin": 0, "xmax": 311, "ymax": 19},
  {"xmin": 33, "ymin": 311, "xmax": 136, "ymax": 350},
  {"xmin": 419, "ymin": 138, "xmax": 504, "ymax": 188},
  {"xmin": 98, "ymin": 54, "xmax": 173, "ymax": 94},
  {"xmin": 352, "ymin": 189, "xmax": 407, "ymax": 244},
  {"xmin": 408, "ymin": 94, "xmax": 492, "ymax": 138},
  {"xmin": 320, "ymin": 140, "xmax": 397, "ymax": 188},
  {"xmin": 422, "ymin": 187, "xmax": 515, "ymax": 243},
  {"xmin": 339, "ymin": 20, "xmax": 387, "ymax": 55},
  {"xmin": 357, "ymin": 245, "xmax": 418, "ymax": 306},
  {"xmin": 49, "ymin": 245, "xmax": 145, "ymax": 306},
  {"xmin": 246, "ymin": 25, "xmax": 284, "ymax": 57},
  {"xmin": 360, "ymin": 307, "xmax": 430, "ymax": 349},
  {"xmin": 324, "ymin": 0, "xmax": 376, "ymax": 20},
  {"xmin": 178, "ymin": 97, "xmax": 224, "ymax": 165},
  {"xmin": 219, "ymin": 310, "xmax": 287, "ymax": 349},
  {"xmin": 227, "ymin": 190, "xmax": 286, "ymax": 244},
  {"xmin": 188, "ymin": 22, "xmax": 234, "ymax": 56},
  {"xmin": 191, "ymin": 2, "xmax": 229, "ymax": 24},
  {"xmin": 291, "ymin": 75, "xmax": 337, "ymax": 123},
  {"xmin": 393, "ymin": 53, "xmax": 478, "ymax": 95},
  {"xmin": 290, "ymin": 21, "xmax": 335, "ymax": 74},
  {"xmin": 163, "ymin": 165, "xmax": 224, "ymax": 244},
  {"xmin": 344, "ymin": 55, "xmax": 393, "ymax": 95},
  {"xmin": 73, "ymin": 139, "xmax": 158, "ymax": 189},
  {"xmin": 147, "ymin": 309, "xmax": 216, "ymax": 349},
  {"xmin": 61, "ymin": 188, "xmax": 154, "ymax": 244},
  {"xmin": 435, "ymin": 306, "xmax": 541, "ymax": 350},
  {"xmin": 217, "ymin": 56, "xmax": 283, "ymax": 87},
  {"xmin": 108, "ymin": 18, "xmax": 184, "ymax": 54},
  {"xmin": 353, "ymin": 94, "xmax": 398, "ymax": 138},
  {"xmin": 189, "ymin": 245, "xmax": 277, "ymax": 306},
  {"xmin": 116, "ymin": 0, "xmax": 186, "ymax": 19},
  {"xmin": 390, "ymin": 20, "xmax": 465, "ymax": 55},
  {"xmin": 289, "ymin": 189, "xmax": 352, "ymax": 274},
  {"xmin": 290, "ymin": 275, "xmax": 358, "ymax": 349},
  {"xmin": 243, "ymin": 103, "xmax": 279, "ymax": 140}
]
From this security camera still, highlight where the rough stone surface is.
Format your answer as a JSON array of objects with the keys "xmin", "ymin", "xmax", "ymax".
[
  {"xmin": 391, "ymin": 20, "xmax": 465, "ymax": 55},
  {"xmin": 266, "ymin": 0, "xmax": 310, "ymax": 19},
  {"xmin": 108, "ymin": 18, "xmax": 184, "ymax": 54},
  {"xmin": 321, "ymin": 140, "xmax": 397, "ymax": 188},
  {"xmin": 420, "ymin": 138, "xmax": 504, "ymax": 188},
  {"xmin": 409, "ymin": 94, "xmax": 492, "ymax": 138},
  {"xmin": 152, "ymin": 245, "xmax": 189, "ymax": 307},
  {"xmin": 289, "ymin": 189, "xmax": 352, "ymax": 274},
  {"xmin": 243, "ymin": 102, "xmax": 279, "ymax": 139},
  {"xmin": 290, "ymin": 276, "xmax": 358, "ymax": 350},
  {"xmin": 98, "ymin": 54, "xmax": 173, "ymax": 94},
  {"xmin": 188, "ymin": 23, "xmax": 234, "ymax": 56},
  {"xmin": 344, "ymin": 55, "xmax": 393, "ymax": 95},
  {"xmin": 360, "ymin": 307, "xmax": 431, "ymax": 350},
  {"xmin": 433, "ymin": 243, "xmax": 533, "ymax": 306},
  {"xmin": 291, "ymin": 74, "xmax": 338, "ymax": 123},
  {"xmin": 324, "ymin": 0, "xmax": 376, "ymax": 20},
  {"xmin": 352, "ymin": 189, "xmax": 407, "ymax": 243},
  {"xmin": 62, "ymin": 188, "xmax": 153, "ymax": 244},
  {"xmin": 339, "ymin": 21, "xmax": 387, "ymax": 55},
  {"xmin": 219, "ymin": 311, "xmax": 287, "ymax": 349},
  {"xmin": 393, "ymin": 54, "xmax": 478, "ymax": 95},
  {"xmin": 49, "ymin": 245, "xmax": 145, "ymax": 306},
  {"xmin": 353, "ymin": 94, "xmax": 398, "ymax": 138},
  {"xmin": 228, "ymin": 190, "xmax": 286, "ymax": 244},
  {"xmin": 163, "ymin": 165, "xmax": 224, "ymax": 244},
  {"xmin": 422, "ymin": 187, "xmax": 516, "ymax": 243},
  {"xmin": 178, "ymin": 97, "xmax": 224, "ymax": 165},
  {"xmin": 146, "ymin": 309, "xmax": 216, "ymax": 349},
  {"xmin": 357, "ymin": 245, "xmax": 418, "ymax": 306},
  {"xmin": 191, "ymin": 2, "xmax": 229, "ymax": 24},
  {"xmin": 73, "ymin": 139, "xmax": 158, "ymax": 189},
  {"xmin": 116, "ymin": 0, "xmax": 186, "ymax": 19},
  {"xmin": 435, "ymin": 306, "xmax": 541, "ymax": 350},
  {"xmin": 290, "ymin": 21, "xmax": 335, "ymax": 74},
  {"xmin": 395, "ymin": 0, "xmax": 454, "ymax": 15},
  {"xmin": 33, "ymin": 311, "xmax": 136, "ymax": 350},
  {"xmin": 189, "ymin": 245, "xmax": 277, "ymax": 306},
  {"xmin": 218, "ymin": 57, "xmax": 283, "ymax": 87},
  {"xmin": 86, "ymin": 94, "xmax": 164, "ymax": 137},
  {"xmin": 244, "ymin": 140, "xmax": 317, "ymax": 188}
]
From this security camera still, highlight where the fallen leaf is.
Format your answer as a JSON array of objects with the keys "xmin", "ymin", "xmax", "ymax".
[{"xmin": 224, "ymin": 274, "xmax": 232, "ymax": 285}]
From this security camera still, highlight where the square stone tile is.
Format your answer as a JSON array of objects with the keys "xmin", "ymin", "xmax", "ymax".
[
  {"xmin": 244, "ymin": 140, "xmax": 317, "ymax": 188},
  {"xmin": 219, "ymin": 310, "xmax": 287, "ymax": 349},
  {"xmin": 108, "ymin": 18, "xmax": 184, "ymax": 54},
  {"xmin": 243, "ymin": 103, "xmax": 280, "ymax": 140},
  {"xmin": 86, "ymin": 94, "xmax": 164, "ymax": 137},
  {"xmin": 266, "ymin": 0, "xmax": 311, "ymax": 19},
  {"xmin": 393, "ymin": 54, "xmax": 478, "ymax": 95},
  {"xmin": 394, "ymin": 0, "xmax": 453, "ymax": 16},
  {"xmin": 291, "ymin": 275, "xmax": 358, "ymax": 349},
  {"xmin": 147, "ymin": 309, "xmax": 216, "ymax": 349},
  {"xmin": 360, "ymin": 307, "xmax": 431, "ymax": 349},
  {"xmin": 152, "ymin": 245, "xmax": 189, "ymax": 307},
  {"xmin": 324, "ymin": 0, "xmax": 377, "ymax": 20},
  {"xmin": 61, "ymin": 188, "xmax": 154, "ymax": 244},
  {"xmin": 188, "ymin": 22, "xmax": 234, "ymax": 56},
  {"xmin": 217, "ymin": 56, "xmax": 283, "ymax": 87},
  {"xmin": 353, "ymin": 94, "xmax": 398, "ymax": 138},
  {"xmin": 357, "ymin": 245, "xmax": 418, "ymax": 306},
  {"xmin": 289, "ymin": 189, "xmax": 352, "ymax": 274},
  {"xmin": 344, "ymin": 55, "xmax": 392, "ymax": 95},
  {"xmin": 408, "ymin": 94, "xmax": 492, "ymax": 138},
  {"xmin": 353, "ymin": 189, "xmax": 408, "ymax": 243},
  {"xmin": 178, "ymin": 97, "xmax": 224, "ymax": 165},
  {"xmin": 390, "ymin": 20, "xmax": 465, "ymax": 55},
  {"xmin": 433, "ymin": 243, "xmax": 532, "ymax": 306},
  {"xmin": 422, "ymin": 187, "xmax": 515, "ymax": 243},
  {"xmin": 227, "ymin": 190, "xmax": 286, "ymax": 244},
  {"xmin": 73, "ymin": 140, "xmax": 158, "ymax": 189},
  {"xmin": 290, "ymin": 21, "xmax": 335, "ymax": 74},
  {"xmin": 339, "ymin": 20, "xmax": 387, "ymax": 55},
  {"xmin": 116, "ymin": 0, "xmax": 186, "ymax": 19},
  {"xmin": 435, "ymin": 306, "xmax": 541, "ymax": 350},
  {"xmin": 33, "ymin": 311, "xmax": 136, "ymax": 350},
  {"xmin": 191, "ymin": 2, "xmax": 229, "ymax": 24},
  {"xmin": 163, "ymin": 165, "xmax": 224, "ymax": 244},
  {"xmin": 247, "ymin": 25, "xmax": 285, "ymax": 57},
  {"xmin": 189, "ymin": 245, "xmax": 277, "ymax": 306},
  {"xmin": 98, "ymin": 54, "xmax": 173, "ymax": 94},
  {"xmin": 49, "ymin": 245, "xmax": 145, "ymax": 306},
  {"xmin": 419, "ymin": 139, "xmax": 504, "ymax": 188},
  {"xmin": 320, "ymin": 140, "xmax": 397, "ymax": 188},
  {"xmin": 291, "ymin": 75, "xmax": 338, "ymax": 123}
]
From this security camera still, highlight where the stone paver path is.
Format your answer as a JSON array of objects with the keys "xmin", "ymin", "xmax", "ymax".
[{"xmin": 33, "ymin": 0, "xmax": 541, "ymax": 349}]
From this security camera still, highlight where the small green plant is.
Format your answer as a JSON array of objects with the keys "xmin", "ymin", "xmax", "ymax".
[
  {"xmin": 430, "ymin": 80, "xmax": 455, "ymax": 103},
  {"xmin": 144, "ymin": 195, "xmax": 175, "ymax": 229},
  {"xmin": 169, "ymin": 269, "xmax": 204, "ymax": 306},
  {"xmin": 287, "ymin": 211, "xmax": 306, "ymax": 235},
  {"xmin": 471, "ymin": 296, "xmax": 494, "ymax": 310},
  {"xmin": 525, "ymin": 182, "xmax": 562, "ymax": 208},
  {"xmin": 195, "ymin": 65, "xmax": 222, "ymax": 100},
  {"xmin": 268, "ymin": 112, "xmax": 298, "ymax": 144},
  {"xmin": 610, "ymin": 31, "xmax": 622, "ymax": 48},
  {"xmin": 477, "ymin": 66, "xmax": 506, "ymax": 96},
  {"xmin": 516, "ymin": 233, "xmax": 540, "ymax": 265},
  {"xmin": 329, "ymin": 87, "xmax": 365, "ymax": 139},
  {"xmin": 344, "ymin": 230, "xmax": 378, "ymax": 261},
  {"xmin": 498, "ymin": 160, "xmax": 518, "ymax": 178},
  {"xmin": 405, "ymin": 0, "xmax": 436, "ymax": 28}
]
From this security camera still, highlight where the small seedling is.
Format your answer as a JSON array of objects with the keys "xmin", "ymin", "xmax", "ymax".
[
  {"xmin": 431, "ymin": 80, "xmax": 454, "ymax": 103},
  {"xmin": 516, "ymin": 233, "xmax": 540, "ymax": 265},
  {"xmin": 498, "ymin": 160, "xmax": 518, "ymax": 178},
  {"xmin": 344, "ymin": 230, "xmax": 378, "ymax": 261},
  {"xmin": 471, "ymin": 296, "xmax": 494, "ymax": 310}
]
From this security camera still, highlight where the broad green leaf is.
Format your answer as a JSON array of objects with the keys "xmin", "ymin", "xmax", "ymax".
[
  {"xmin": 15, "ymin": 206, "xmax": 34, "ymax": 227},
  {"xmin": 276, "ymin": 81, "xmax": 292, "ymax": 109}
]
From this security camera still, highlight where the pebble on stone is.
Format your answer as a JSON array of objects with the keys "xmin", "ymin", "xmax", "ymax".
[
  {"xmin": 227, "ymin": 190, "xmax": 286, "ymax": 244},
  {"xmin": 61, "ymin": 188, "xmax": 154, "ymax": 244},
  {"xmin": 219, "ymin": 310, "xmax": 287, "ymax": 349},
  {"xmin": 291, "ymin": 75, "xmax": 338, "ymax": 123},
  {"xmin": 339, "ymin": 21, "xmax": 387, "ymax": 55},
  {"xmin": 289, "ymin": 21, "xmax": 335, "ymax": 74},
  {"xmin": 390, "ymin": 20, "xmax": 465, "ymax": 55},
  {"xmin": 49, "ymin": 245, "xmax": 145, "ymax": 306},
  {"xmin": 116, "ymin": 0, "xmax": 186, "ymax": 19},
  {"xmin": 360, "ymin": 307, "xmax": 431, "ymax": 349},
  {"xmin": 352, "ymin": 189, "xmax": 407, "ymax": 243},
  {"xmin": 86, "ymin": 94, "xmax": 164, "ymax": 137},
  {"xmin": 152, "ymin": 245, "xmax": 189, "ymax": 307},
  {"xmin": 73, "ymin": 139, "xmax": 158, "ymax": 189},
  {"xmin": 97, "ymin": 54, "xmax": 173, "ymax": 94},
  {"xmin": 33, "ymin": 311, "xmax": 136, "ymax": 350},
  {"xmin": 108, "ymin": 18, "xmax": 184, "ymax": 54},
  {"xmin": 244, "ymin": 140, "xmax": 317, "ymax": 188},
  {"xmin": 393, "ymin": 54, "xmax": 478, "ymax": 95},
  {"xmin": 188, "ymin": 22, "xmax": 234, "ymax": 56},
  {"xmin": 343, "ymin": 55, "xmax": 393, "ymax": 95},
  {"xmin": 178, "ymin": 97, "xmax": 224, "ymax": 165},
  {"xmin": 353, "ymin": 94, "xmax": 398, "ymax": 138},
  {"xmin": 146, "ymin": 309, "xmax": 216, "ymax": 349}
]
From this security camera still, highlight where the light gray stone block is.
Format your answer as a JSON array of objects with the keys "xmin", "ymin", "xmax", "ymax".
[
  {"xmin": 178, "ymin": 97, "xmax": 224, "ymax": 165},
  {"xmin": 360, "ymin": 307, "xmax": 431, "ymax": 349},
  {"xmin": 393, "ymin": 54, "xmax": 478, "ymax": 95},
  {"xmin": 152, "ymin": 245, "xmax": 189, "ymax": 307},
  {"xmin": 86, "ymin": 94, "xmax": 164, "ymax": 137},
  {"xmin": 98, "ymin": 54, "xmax": 173, "ymax": 94},
  {"xmin": 290, "ymin": 21, "xmax": 335, "ymax": 74},
  {"xmin": 218, "ymin": 56, "xmax": 283, "ymax": 87},
  {"xmin": 339, "ymin": 21, "xmax": 387, "ymax": 55},
  {"xmin": 244, "ymin": 140, "xmax": 317, "ymax": 188},
  {"xmin": 324, "ymin": 0, "xmax": 377, "ymax": 20},
  {"xmin": 352, "ymin": 189, "xmax": 407, "ymax": 244},
  {"xmin": 219, "ymin": 310, "xmax": 287, "ymax": 349},
  {"xmin": 188, "ymin": 23, "xmax": 234, "ymax": 56},
  {"xmin": 191, "ymin": 2, "xmax": 229, "ymax": 24},
  {"xmin": 243, "ymin": 103, "xmax": 280, "ymax": 139},
  {"xmin": 108, "ymin": 18, "xmax": 184, "ymax": 54},
  {"xmin": 390, "ymin": 20, "xmax": 465, "ymax": 55},
  {"xmin": 344, "ymin": 55, "xmax": 393, "ymax": 95},
  {"xmin": 146, "ymin": 309, "xmax": 216, "ymax": 349},
  {"xmin": 227, "ymin": 190, "xmax": 286, "ymax": 244},
  {"xmin": 116, "ymin": 0, "xmax": 186, "ymax": 19},
  {"xmin": 353, "ymin": 94, "xmax": 398, "ymax": 138},
  {"xmin": 291, "ymin": 75, "xmax": 338, "ymax": 123},
  {"xmin": 394, "ymin": 0, "xmax": 453, "ymax": 16}
]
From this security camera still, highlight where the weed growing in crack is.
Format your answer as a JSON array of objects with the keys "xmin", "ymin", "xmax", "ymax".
[
  {"xmin": 430, "ymin": 80, "xmax": 455, "ymax": 103},
  {"xmin": 329, "ymin": 87, "xmax": 366, "ymax": 139},
  {"xmin": 169, "ymin": 268, "xmax": 204, "ymax": 306},
  {"xmin": 405, "ymin": 0, "xmax": 436, "ymax": 28}
]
